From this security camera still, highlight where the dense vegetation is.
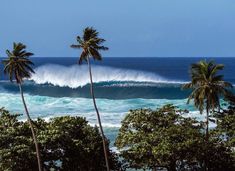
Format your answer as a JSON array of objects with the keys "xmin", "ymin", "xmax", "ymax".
[
  {"xmin": 0, "ymin": 108, "xmax": 120, "ymax": 171},
  {"xmin": 115, "ymin": 104, "xmax": 235, "ymax": 171},
  {"xmin": 1, "ymin": 101, "xmax": 234, "ymax": 171}
]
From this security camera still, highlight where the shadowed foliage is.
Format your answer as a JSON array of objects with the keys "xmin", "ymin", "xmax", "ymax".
[
  {"xmin": 214, "ymin": 94, "xmax": 235, "ymax": 147},
  {"xmin": 0, "ymin": 109, "xmax": 121, "ymax": 171},
  {"xmin": 115, "ymin": 105, "xmax": 204, "ymax": 171},
  {"xmin": 115, "ymin": 105, "xmax": 235, "ymax": 171}
]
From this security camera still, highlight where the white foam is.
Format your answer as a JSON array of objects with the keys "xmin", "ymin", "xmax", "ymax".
[
  {"xmin": 30, "ymin": 64, "xmax": 185, "ymax": 88},
  {"xmin": 0, "ymin": 91, "xmax": 219, "ymax": 129},
  {"xmin": 0, "ymin": 92, "xmax": 192, "ymax": 127},
  {"xmin": 89, "ymin": 123, "xmax": 121, "ymax": 128}
]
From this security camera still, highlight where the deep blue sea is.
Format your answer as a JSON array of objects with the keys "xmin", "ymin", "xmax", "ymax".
[{"xmin": 0, "ymin": 57, "xmax": 234, "ymax": 147}]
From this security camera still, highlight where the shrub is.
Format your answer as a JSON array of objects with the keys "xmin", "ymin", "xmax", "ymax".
[{"xmin": 0, "ymin": 108, "xmax": 120, "ymax": 171}]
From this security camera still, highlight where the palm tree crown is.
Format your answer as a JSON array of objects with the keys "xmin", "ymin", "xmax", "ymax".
[
  {"xmin": 71, "ymin": 27, "xmax": 108, "ymax": 64},
  {"xmin": 183, "ymin": 60, "xmax": 232, "ymax": 113},
  {"xmin": 3, "ymin": 42, "xmax": 34, "ymax": 83}
]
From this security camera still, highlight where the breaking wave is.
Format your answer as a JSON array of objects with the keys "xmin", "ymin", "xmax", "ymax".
[{"xmin": 31, "ymin": 64, "xmax": 185, "ymax": 88}]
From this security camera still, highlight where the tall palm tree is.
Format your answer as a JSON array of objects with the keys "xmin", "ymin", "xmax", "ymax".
[
  {"xmin": 183, "ymin": 60, "xmax": 232, "ymax": 139},
  {"xmin": 2, "ymin": 42, "xmax": 42, "ymax": 171},
  {"xmin": 71, "ymin": 27, "xmax": 110, "ymax": 171}
]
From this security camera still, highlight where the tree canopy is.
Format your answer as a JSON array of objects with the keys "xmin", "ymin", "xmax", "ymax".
[
  {"xmin": 2, "ymin": 42, "xmax": 34, "ymax": 84},
  {"xmin": 183, "ymin": 60, "xmax": 232, "ymax": 113},
  {"xmin": 0, "ymin": 109, "xmax": 120, "ymax": 171},
  {"xmin": 115, "ymin": 104, "xmax": 235, "ymax": 171},
  {"xmin": 71, "ymin": 27, "xmax": 108, "ymax": 64}
]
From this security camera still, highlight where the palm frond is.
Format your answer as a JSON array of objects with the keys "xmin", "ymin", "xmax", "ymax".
[
  {"xmin": 182, "ymin": 83, "xmax": 192, "ymax": 89},
  {"xmin": 2, "ymin": 42, "xmax": 34, "ymax": 84},
  {"xmin": 89, "ymin": 47, "xmax": 102, "ymax": 61},
  {"xmin": 71, "ymin": 27, "xmax": 108, "ymax": 64},
  {"xmin": 183, "ymin": 60, "xmax": 232, "ymax": 113},
  {"xmin": 78, "ymin": 51, "xmax": 88, "ymax": 65},
  {"xmin": 71, "ymin": 44, "xmax": 82, "ymax": 49}
]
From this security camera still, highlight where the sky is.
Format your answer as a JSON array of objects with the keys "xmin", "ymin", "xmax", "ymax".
[{"xmin": 0, "ymin": 0, "xmax": 235, "ymax": 57}]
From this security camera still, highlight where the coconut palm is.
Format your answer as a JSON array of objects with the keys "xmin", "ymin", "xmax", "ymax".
[
  {"xmin": 71, "ymin": 27, "xmax": 110, "ymax": 170},
  {"xmin": 2, "ymin": 42, "xmax": 42, "ymax": 171},
  {"xmin": 183, "ymin": 60, "xmax": 232, "ymax": 139}
]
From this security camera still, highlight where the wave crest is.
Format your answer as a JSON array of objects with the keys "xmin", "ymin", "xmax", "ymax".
[{"xmin": 31, "ymin": 64, "xmax": 183, "ymax": 88}]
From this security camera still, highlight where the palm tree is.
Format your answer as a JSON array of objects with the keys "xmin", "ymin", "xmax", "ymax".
[
  {"xmin": 2, "ymin": 42, "xmax": 42, "ymax": 171},
  {"xmin": 71, "ymin": 27, "xmax": 110, "ymax": 171},
  {"xmin": 183, "ymin": 60, "xmax": 232, "ymax": 139}
]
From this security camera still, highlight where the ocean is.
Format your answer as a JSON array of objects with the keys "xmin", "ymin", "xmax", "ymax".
[{"xmin": 0, "ymin": 57, "xmax": 234, "ymax": 146}]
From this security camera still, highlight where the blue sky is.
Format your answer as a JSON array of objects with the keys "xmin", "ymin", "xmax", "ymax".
[{"xmin": 0, "ymin": 0, "xmax": 235, "ymax": 57}]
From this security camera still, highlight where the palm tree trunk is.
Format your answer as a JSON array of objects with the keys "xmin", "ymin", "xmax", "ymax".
[
  {"xmin": 152, "ymin": 167, "xmax": 157, "ymax": 171},
  {"xmin": 87, "ymin": 57, "xmax": 110, "ymax": 171},
  {"xmin": 205, "ymin": 106, "xmax": 210, "ymax": 171},
  {"xmin": 19, "ymin": 84, "xmax": 42, "ymax": 171},
  {"xmin": 206, "ymin": 106, "xmax": 209, "ymax": 141}
]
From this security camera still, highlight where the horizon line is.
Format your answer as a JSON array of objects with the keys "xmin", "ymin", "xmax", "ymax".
[{"xmin": 1, "ymin": 56, "xmax": 235, "ymax": 58}]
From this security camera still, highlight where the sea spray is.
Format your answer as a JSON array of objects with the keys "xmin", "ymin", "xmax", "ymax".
[{"xmin": 30, "ymin": 64, "xmax": 185, "ymax": 88}]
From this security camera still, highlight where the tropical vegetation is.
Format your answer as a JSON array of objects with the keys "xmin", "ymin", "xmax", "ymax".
[
  {"xmin": 0, "ymin": 108, "xmax": 121, "ymax": 171},
  {"xmin": 182, "ymin": 60, "xmax": 233, "ymax": 170},
  {"xmin": 115, "ymin": 104, "xmax": 235, "ymax": 171},
  {"xmin": 115, "ymin": 105, "xmax": 202, "ymax": 171},
  {"xmin": 2, "ymin": 43, "xmax": 42, "ymax": 171},
  {"xmin": 183, "ymin": 60, "xmax": 232, "ymax": 139},
  {"xmin": 71, "ymin": 27, "xmax": 110, "ymax": 171}
]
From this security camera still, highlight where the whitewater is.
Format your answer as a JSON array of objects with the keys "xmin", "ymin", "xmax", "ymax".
[
  {"xmin": 30, "ymin": 64, "xmax": 185, "ymax": 88},
  {"xmin": 0, "ymin": 57, "xmax": 234, "ymax": 145},
  {"xmin": 0, "ymin": 91, "xmax": 204, "ymax": 145}
]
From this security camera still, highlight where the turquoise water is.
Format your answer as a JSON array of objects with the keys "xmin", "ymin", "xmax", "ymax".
[{"xmin": 0, "ymin": 57, "xmax": 234, "ymax": 146}]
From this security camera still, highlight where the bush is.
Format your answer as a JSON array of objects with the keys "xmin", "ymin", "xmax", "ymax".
[
  {"xmin": 0, "ymin": 108, "xmax": 120, "ymax": 171},
  {"xmin": 115, "ymin": 104, "xmax": 235, "ymax": 171}
]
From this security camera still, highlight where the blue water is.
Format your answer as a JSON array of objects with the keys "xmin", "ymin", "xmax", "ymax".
[{"xmin": 0, "ymin": 57, "xmax": 234, "ymax": 146}]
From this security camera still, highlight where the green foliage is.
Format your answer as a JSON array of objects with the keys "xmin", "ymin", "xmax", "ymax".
[
  {"xmin": 115, "ymin": 104, "xmax": 235, "ymax": 171},
  {"xmin": 2, "ymin": 42, "xmax": 34, "ymax": 84},
  {"xmin": 115, "ymin": 105, "xmax": 204, "ymax": 170},
  {"xmin": 0, "ymin": 108, "xmax": 37, "ymax": 171},
  {"xmin": 71, "ymin": 27, "xmax": 108, "ymax": 64},
  {"xmin": 183, "ymin": 60, "xmax": 232, "ymax": 113},
  {"xmin": 215, "ymin": 111, "xmax": 235, "ymax": 146},
  {"xmin": 214, "ymin": 94, "xmax": 235, "ymax": 148},
  {"xmin": 0, "ymin": 109, "xmax": 120, "ymax": 171},
  {"xmin": 205, "ymin": 138, "xmax": 235, "ymax": 171}
]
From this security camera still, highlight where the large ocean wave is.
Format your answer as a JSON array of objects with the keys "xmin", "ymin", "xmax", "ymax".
[{"xmin": 30, "ymin": 64, "xmax": 186, "ymax": 88}]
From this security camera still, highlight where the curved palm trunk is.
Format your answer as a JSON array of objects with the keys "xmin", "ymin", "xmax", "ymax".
[
  {"xmin": 87, "ymin": 58, "xmax": 110, "ymax": 171},
  {"xmin": 206, "ymin": 106, "xmax": 209, "ymax": 141},
  {"xmin": 205, "ymin": 105, "xmax": 210, "ymax": 171},
  {"xmin": 19, "ymin": 84, "xmax": 42, "ymax": 171}
]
